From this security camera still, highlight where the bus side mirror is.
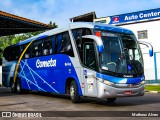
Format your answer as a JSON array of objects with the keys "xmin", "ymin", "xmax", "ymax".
[
  {"xmin": 138, "ymin": 41, "xmax": 153, "ymax": 57},
  {"xmin": 82, "ymin": 35, "xmax": 104, "ymax": 53}
]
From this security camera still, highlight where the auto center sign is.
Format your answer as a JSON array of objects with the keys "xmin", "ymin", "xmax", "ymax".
[{"xmin": 94, "ymin": 8, "xmax": 160, "ymax": 25}]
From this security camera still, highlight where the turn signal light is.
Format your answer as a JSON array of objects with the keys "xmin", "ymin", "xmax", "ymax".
[{"xmin": 95, "ymin": 31, "xmax": 101, "ymax": 38}]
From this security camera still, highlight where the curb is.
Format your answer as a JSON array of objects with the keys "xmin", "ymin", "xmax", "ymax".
[{"xmin": 145, "ymin": 91, "xmax": 160, "ymax": 94}]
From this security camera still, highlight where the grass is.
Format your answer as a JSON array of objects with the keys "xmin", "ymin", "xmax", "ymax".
[{"xmin": 145, "ymin": 85, "xmax": 160, "ymax": 92}]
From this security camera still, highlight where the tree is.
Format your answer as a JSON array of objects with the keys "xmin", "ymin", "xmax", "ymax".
[
  {"xmin": 0, "ymin": 21, "xmax": 58, "ymax": 64},
  {"xmin": 48, "ymin": 21, "xmax": 58, "ymax": 28}
]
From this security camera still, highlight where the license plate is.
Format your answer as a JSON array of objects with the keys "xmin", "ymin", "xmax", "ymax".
[{"xmin": 124, "ymin": 91, "xmax": 132, "ymax": 95}]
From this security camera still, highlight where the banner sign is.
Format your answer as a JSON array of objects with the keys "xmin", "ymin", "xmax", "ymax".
[{"xmin": 94, "ymin": 8, "xmax": 160, "ymax": 25}]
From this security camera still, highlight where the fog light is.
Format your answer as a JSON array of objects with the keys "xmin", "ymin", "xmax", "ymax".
[{"xmin": 141, "ymin": 81, "xmax": 145, "ymax": 85}]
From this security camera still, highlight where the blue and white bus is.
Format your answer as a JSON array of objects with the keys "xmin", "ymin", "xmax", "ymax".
[{"xmin": 2, "ymin": 22, "xmax": 153, "ymax": 103}]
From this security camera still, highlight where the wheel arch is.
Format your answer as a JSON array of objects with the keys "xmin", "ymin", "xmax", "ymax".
[
  {"xmin": 10, "ymin": 77, "xmax": 21, "ymax": 86},
  {"xmin": 65, "ymin": 76, "xmax": 82, "ymax": 96}
]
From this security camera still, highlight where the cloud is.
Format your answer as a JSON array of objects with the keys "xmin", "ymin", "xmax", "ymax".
[
  {"xmin": 0, "ymin": 0, "xmax": 12, "ymax": 8},
  {"xmin": 0, "ymin": 0, "xmax": 160, "ymax": 26}
]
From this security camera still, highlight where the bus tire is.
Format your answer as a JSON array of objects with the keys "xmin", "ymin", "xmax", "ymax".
[
  {"xmin": 70, "ymin": 80, "xmax": 80, "ymax": 103},
  {"xmin": 10, "ymin": 80, "xmax": 16, "ymax": 93},
  {"xmin": 107, "ymin": 98, "xmax": 116, "ymax": 102},
  {"xmin": 16, "ymin": 79, "xmax": 26, "ymax": 94}
]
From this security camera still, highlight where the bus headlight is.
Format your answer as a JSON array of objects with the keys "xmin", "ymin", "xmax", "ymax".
[
  {"xmin": 97, "ymin": 77, "xmax": 115, "ymax": 86},
  {"xmin": 103, "ymin": 80, "xmax": 115, "ymax": 86}
]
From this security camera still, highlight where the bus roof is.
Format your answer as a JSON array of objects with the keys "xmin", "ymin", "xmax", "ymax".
[{"xmin": 12, "ymin": 22, "xmax": 134, "ymax": 47}]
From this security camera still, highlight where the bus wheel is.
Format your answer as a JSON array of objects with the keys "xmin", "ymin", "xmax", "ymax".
[
  {"xmin": 70, "ymin": 80, "xmax": 80, "ymax": 103},
  {"xmin": 107, "ymin": 98, "xmax": 116, "ymax": 102},
  {"xmin": 10, "ymin": 81, "xmax": 16, "ymax": 93},
  {"xmin": 16, "ymin": 79, "xmax": 25, "ymax": 94}
]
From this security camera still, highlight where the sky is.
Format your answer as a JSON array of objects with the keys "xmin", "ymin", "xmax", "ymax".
[{"xmin": 0, "ymin": 0, "xmax": 160, "ymax": 26}]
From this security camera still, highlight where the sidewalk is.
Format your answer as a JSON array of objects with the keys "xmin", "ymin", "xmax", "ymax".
[
  {"xmin": 145, "ymin": 90, "xmax": 160, "ymax": 94},
  {"xmin": 145, "ymin": 83, "xmax": 160, "ymax": 93}
]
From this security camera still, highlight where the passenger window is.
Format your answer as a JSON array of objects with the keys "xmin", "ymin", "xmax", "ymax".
[
  {"xmin": 61, "ymin": 32, "xmax": 71, "ymax": 52},
  {"xmin": 77, "ymin": 29, "xmax": 82, "ymax": 40},
  {"xmin": 3, "ymin": 47, "xmax": 11, "ymax": 61},
  {"xmin": 21, "ymin": 44, "xmax": 31, "ymax": 59},
  {"xmin": 57, "ymin": 34, "xmax": 63, "ymax": 53},
  {"xmin": 8, "ymin": 46, "xmax": 20, "ymax": 61},
  {"xmin": 32, "ymin": 40, "xmax": 43, "ymax": 57},
  {"xmin": 13, "ymin": 46, "xmax": 19, "ymax": 60},
  {"xmin": 72, "ymin": 28, "xmax": 91, "ymax": 41},
  {"xmin": 43, "ymin": 37, "xmax": 53, "ymax": 55},
  {"xmin": 73, "ymin": 29, "xmax": 92, "ymax": 63},
  {"xmin": 57, "ymin": 32, "xmax": 74, "ymax": 57},
  {"xmin": 82, "ymin": 28, "xmax": 91, "ymax": 36},
  {"xmin": 83, "ymin": 42, "xmax": 96, "ymax": 70},
  {"xmin": 72, "ymin": 29, "xmax": 77, "ymax": 40}
]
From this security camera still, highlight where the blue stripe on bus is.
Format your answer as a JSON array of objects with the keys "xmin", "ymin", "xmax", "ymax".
[{"xmin": 96, "ymin": 72, "xmax": 144, "ymax": 84}]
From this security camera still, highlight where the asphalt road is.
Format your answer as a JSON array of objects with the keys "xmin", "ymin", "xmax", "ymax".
[{"xmin": 0, "ymin": 87, "xmax": 160, "ymax": 120}]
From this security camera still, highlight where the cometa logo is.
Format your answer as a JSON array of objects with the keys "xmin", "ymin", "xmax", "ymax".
[{"xmin": 36, "ymin": 58, "xmax": 56, "ymax": 68}]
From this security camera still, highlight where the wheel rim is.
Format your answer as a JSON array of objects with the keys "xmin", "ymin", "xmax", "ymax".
[
  {"xmin": 17, "ymin": 83, "xmax": 20, "ymax": 92},
  {"xmin": 70, "ymin": 85, "xmax": 74, "ymax": 98},
  {"xmin": 11, "ymin": 83, "xmax": 14, "ymax": 89}
]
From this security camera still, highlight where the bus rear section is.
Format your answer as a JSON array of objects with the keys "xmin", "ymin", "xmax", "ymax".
[{"xmin": 2, "ymin": 46, "xmax": 18, "ymax": 88}]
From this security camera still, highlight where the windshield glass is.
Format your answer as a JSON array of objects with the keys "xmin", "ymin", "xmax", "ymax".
[
  {"xmin": 99, "ymin": 31, "xmax": 144, "ymax": 76},
  {"xmin": 121, "ymin": 34, "xmax": 144, "ymax": 75},
  {"xmin": 100, "ymin": 32, "xmax": 123, "ymax": 73}
]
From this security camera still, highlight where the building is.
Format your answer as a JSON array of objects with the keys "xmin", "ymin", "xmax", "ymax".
[
  {"xmin": 70, "ymin": 11, "xmax": 96, "ymax": 22},
  {"xmin": 0, "ymin": 10, "xmax": 53, "ymax": 85},
  {"xmin": 0, "ymin": 10, "xmax": 52, "ymax": 36},
  {"xmin": 94, "ymin": 8, "xmax": 160, "ymax": 83}
]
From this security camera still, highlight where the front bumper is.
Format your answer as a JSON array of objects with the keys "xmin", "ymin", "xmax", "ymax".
[{"xmin": 97, "ymin": 81, "xmax": 145, "ymax": 98}]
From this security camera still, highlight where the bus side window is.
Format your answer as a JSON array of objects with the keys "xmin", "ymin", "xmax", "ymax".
[
  {"xmin": 83, "ymin": 42, "xmax": 96, "ymax": 70},
  {"xmin": 43, "ymin": 37, "xmax": 53, "ymax": 55},
  {"xmin": 14, "ymin": 46, "xmax": 20, "ymax": 60},
  {"xmin": 57, "ymin": 32, "xmax": 74, "ymax": 57},
  {"xmin": 3, "ymin": 47, "xmax": 11, "ymax": 61},
  {"xmin": 82, "ymin": 28, "xmax": 91, "ymax": 36},
  {"xmin": 57, "ymin": 34, "xmax": 63, "ymax": 53},
  {"xmin": 61, "ymin": 32, "xmax": 74, "ymax": 57},
  {"xmin": 9, "ymin": 46, "xmax": 19, "ymax": 61},
  {"xmin": 72, "ymin": 29, "xmax": 77, "ymax": 41},
  {"xmin": 72, "ymin": 28, "xmax": 92, "ymax": 62},
  {"xmin": 31, "ymin": 40, "xmax": 43, "ymax": 57},
  {"xmin": 72, "ymin": 28, "xmax": 91, "ymax": 41},
  {"xmin": 77, "ymin": 29, "xmax": 82, "ymax": 40},
  {"xmin": 21, "ymin": 44, "xmax": 31, "ymax": 59}
]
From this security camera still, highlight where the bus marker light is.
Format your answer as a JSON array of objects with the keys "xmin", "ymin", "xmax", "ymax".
[
  {"xmin": 82, "ymin": 83, "xmax": 85, "ymax": 88},
  {"xmin": 95, "ymin": 31, "xmax": 101, "ymax": 38}
]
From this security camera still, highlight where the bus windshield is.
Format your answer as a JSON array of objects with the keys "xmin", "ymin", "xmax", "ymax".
[{"xmin": 99, "ymin": 31, "xmax": 143, "ymax": 76}]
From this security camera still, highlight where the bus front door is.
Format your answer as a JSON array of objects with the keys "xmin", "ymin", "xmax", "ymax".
[{"xmin": 82, "ymin": 42, "xmax": 98, "ymax": 97}]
